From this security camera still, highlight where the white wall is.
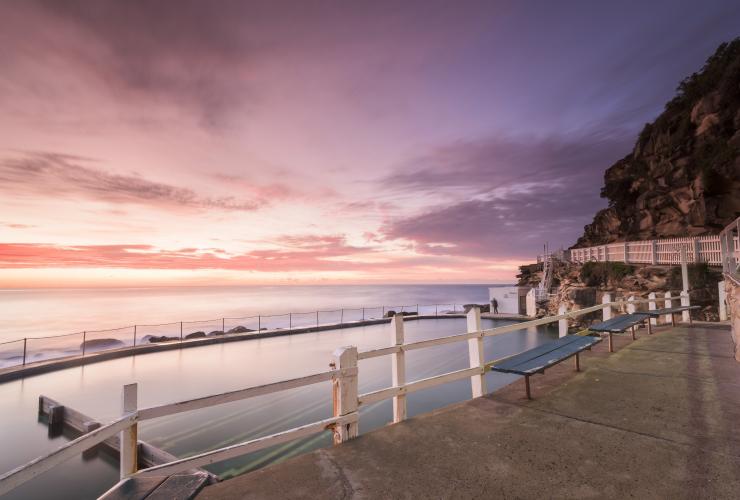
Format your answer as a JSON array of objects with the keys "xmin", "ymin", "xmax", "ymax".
[{"xmin": 488, "ymin": 287, "xmax": 520, "ymax": 314}]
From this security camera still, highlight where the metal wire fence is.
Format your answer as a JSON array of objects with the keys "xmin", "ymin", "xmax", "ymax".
[{"xmin": 0, "ymin": 303, "xmax": 473, "ymax": 369}]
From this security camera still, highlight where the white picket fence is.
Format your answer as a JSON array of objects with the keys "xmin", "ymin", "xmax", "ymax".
[
  {"xmin": 571, "ymin": 235, "xmax": 726, "ymax": 266},
  {"xmin": 0, "ymin": 296, "xmax": 690, "ymax": 496}
]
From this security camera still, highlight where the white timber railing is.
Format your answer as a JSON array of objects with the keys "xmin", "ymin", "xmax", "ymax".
[
  {"xmin": 719, "ymin": 216, "xmax": 740, "ymax": 277},
  {"xmin": 571, "ymin": 235, "xmax": 726, "ymax": 266},
  {"xmin": 0, "ymin": 295, "xmax": 693, "ymax": 496}
]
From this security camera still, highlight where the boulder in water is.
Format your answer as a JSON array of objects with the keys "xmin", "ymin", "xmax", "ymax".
[
  {"xmin": 147, "ymin": 335, "xmax": 178, "ymax": 343},
  {"xmin": 226, "ymin": 326, "xmax": 254, "ymax": 334},
  {"xmin": 185, "ymin": 331, "xmax": 206, "ymax": 339},
  {"xmin": 80, "ymin": 338, "xmax": 125, "ymax": 351},
  {"xmin": 208, "ymin": 330, "xmax": 225, "ymax": 336}
]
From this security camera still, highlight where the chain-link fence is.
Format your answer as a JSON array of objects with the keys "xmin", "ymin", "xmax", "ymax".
[{"xmin": 0, "ymin": 302, "xmax": 475, "ymax": 369}]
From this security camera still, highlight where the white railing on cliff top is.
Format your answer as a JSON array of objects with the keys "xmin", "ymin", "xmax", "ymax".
[
  {"xmin": 0, "ymin": 295, "xmax": 687, "ymax": 496},
  {"xmin": 719, "ymin": 217, "xmax": 740, "ymax": 279},
  {"xmin": 571, "ymin": 235, "xmax": 728, "ymax": 266}
]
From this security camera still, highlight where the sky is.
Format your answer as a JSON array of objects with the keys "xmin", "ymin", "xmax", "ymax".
[{"xmin": 0, "ymin": 0, "xmax": 739, "ymax": 287}]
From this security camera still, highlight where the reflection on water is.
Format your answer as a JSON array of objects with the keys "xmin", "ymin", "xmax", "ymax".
[{"xmin": 0, "ymin": 317, "xmax": 556, "ymax": 500}]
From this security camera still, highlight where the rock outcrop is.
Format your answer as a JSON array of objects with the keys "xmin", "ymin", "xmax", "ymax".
[{"xmin": 576, "ymin": 39, "xmax": 740, "ymax": 247}]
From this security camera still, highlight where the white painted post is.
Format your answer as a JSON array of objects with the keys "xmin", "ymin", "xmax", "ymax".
[
  {"xmin": 680, "ymin": 246, "xmax": 690, "ymax": 292},
  {"xmin": 664, "ymin": 292, "xmax": 673, "ymax": 324},
  {"xmin": 624, "ymin": 242, "xmax": 630, "ymax": 263},
  {"xmin": 466, "ymin": 306, "xmax": 486, "ymax": 398},
  {"xmin": 120, "ymin": 383, "xmax": 138, "ymax": 479},
  {"xmin": 651, "ymin": 240, "xmax": 657, "ymax": 265},
  {"xmin": 719, "ymin": 281, "xmax": 727, "ymax": 321},
  {"xmin": 601, "ymin": 293, "xmax": 612, "ymax": 321},
  {"xmin": 558, "ymin": 304, "xmax": 568, "ymax": 337},
  {"xmin": 525, "ymin": 288, "xmax": 536, "ymax": 317},
  {"xmin": 693, "ymin": 239, "xmax": 701, "ymax": 263},
  {"xmin": 332, "ymin": 346, "xmax": 359, "ymax": 444},
  {"xmin": 648, "ymin": 292, "xmax": 657, "ymax": 326},
  {"xmin": 680, "ymin": 291, "xmax": 690, "ymax": 323},
  {"xmin": 627, "ymin": 295, "xmax": 636, "ymax": 314},
  {"xmin": 390, "ymin": 314, "xmax": 406, "ymax": 423}
]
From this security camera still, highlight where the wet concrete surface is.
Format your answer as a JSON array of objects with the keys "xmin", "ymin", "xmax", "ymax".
[{"xmin": 199, "ymin": 324, "xmax": 740, "ymax": 499}]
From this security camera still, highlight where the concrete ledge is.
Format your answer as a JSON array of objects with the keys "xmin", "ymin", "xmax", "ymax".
[
  {"xmin": 198, "ymin": 324, "xmax": 740, "ymax": 499},
  {"xmin": 0, "ymin": 314, "xmax": 504, "ymax": 383}
]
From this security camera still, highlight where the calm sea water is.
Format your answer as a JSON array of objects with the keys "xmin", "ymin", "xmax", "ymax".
[
  {"xmin": 0, "ymin": 285, "xmax": 556, "ymax": 500},
  {"xmin": 0, "ymin": 284, "xmax": 503, "ymax": 342}
]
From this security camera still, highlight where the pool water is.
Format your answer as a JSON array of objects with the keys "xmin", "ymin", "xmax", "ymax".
[{"xmin": 0, "ymin": 317, "xmax": 556, "ymax": 499}]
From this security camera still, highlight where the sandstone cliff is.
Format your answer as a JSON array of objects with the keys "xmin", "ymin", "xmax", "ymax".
[{"xmin": 576, "ymin": 39, "xmax": 740, "ymax": 247}]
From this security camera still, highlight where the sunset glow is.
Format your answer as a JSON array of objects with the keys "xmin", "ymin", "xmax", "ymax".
[{"xmin": 1, "ymin": 1, "xmax": 738, "ymax": 287}]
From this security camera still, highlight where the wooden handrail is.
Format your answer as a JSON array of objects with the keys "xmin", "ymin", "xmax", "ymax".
[
  {"xmin": 138, "ymin": 367, "xmax": 357, "ymax": 421},
  {"xmin": 133, "ymin": 413, "xmax": 358, "ymax": 478},
  {"xmin": 0, "ymin": 412, "xmax": 138, "ymax": 496}
]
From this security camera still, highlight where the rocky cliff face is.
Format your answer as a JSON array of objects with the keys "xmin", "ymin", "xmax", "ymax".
[
  {"xmin": 576, "ymin": 39, "xmax": 740, "ymax": 247},
  {"xmin": 518, "ymin": 260, "xmax": 722, "ymax": 327}
]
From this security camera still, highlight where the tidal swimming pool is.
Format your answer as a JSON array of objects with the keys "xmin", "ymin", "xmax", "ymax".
[{"xmin": 0, "ymin": 317, "xmax": 557, "ymax": 499}]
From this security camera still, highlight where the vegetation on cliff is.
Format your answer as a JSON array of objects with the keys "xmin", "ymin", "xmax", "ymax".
[{"xmin": 576, "ymin": 38, "xmax": 740, "ymax": 247}]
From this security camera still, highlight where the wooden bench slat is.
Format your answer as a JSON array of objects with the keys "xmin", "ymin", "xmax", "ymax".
[
  {"xmin": 643, "ymin": 305, "xmax": 700, "ymax": 316},
  {"xmin": 491, "ymin": 335, "xmax": 601, "ymax": 375},
  {"xmin": 489, "ymin": 335, "xmax": 583, "ymax": 370},
  {"xmin": 588, "ymin": 313, "xmax": 650, "ymax": 333}
]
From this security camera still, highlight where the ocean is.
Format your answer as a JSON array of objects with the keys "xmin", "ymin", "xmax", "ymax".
[{"xmin": 0, "ymin": 284, "xmax": 505, "ymax": 343}]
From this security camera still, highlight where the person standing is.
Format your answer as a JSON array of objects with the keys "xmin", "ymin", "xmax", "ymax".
[{"xmin": 492, "ymin": 298, "xmax": 499, "ymax": 314}]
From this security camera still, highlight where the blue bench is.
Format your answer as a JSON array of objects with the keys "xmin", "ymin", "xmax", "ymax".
[
  {"xmin": 588, "ymin": 313, "xmax": 652, "ymax": 352},
  {"xmin": 490, "ymin": 334, "xmax": 602, "ymax": 399},
  {"xmin": 643, "ymin": 305, "xmax": 700, "ymax": 326}
]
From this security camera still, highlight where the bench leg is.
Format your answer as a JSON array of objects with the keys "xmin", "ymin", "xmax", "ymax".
[
  {"xmin": 671, "ymin": 314, "xmax": 675, "ymax": 327},
  {"xmin": 574, "ymin": 352, "xmax": 580, "ymax": 372},
  {"xmin": 631, "ymin": 326, "xmax": 636, "ymax": 341},
  {"xmin": 524, "ymin": 375, "xmax": 531, "ymax": 400},
  {"xmin": 689, "ymin": 312, "xmax": 693, "ymax": 325},
  {"xmin": 608, "ymin": 332, "xmax": 613, "ymax": 353},
  {"xmin": 647, "ymin": 320, "xmax": 652, "ymax": 335}
]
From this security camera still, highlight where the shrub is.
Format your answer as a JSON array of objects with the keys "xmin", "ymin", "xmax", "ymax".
[
  {"xmin": 669, "ymin": 263, "xmax": 719, "ymax": 290},
  {"xmin": 580, "ymin": 262, "xmax": 635, "ymax": 287}
]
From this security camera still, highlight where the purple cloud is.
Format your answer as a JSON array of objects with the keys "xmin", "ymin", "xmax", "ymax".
[
  {"xmin": 381, "ymin": 130, "xmax": 633, "ymax": 258},
  {"xmin": 0, "ymin": 152, "xmax": 265, "ymax": 212}
]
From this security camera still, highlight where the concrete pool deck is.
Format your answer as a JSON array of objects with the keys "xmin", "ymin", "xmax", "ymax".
[{"xmin": 198, "ymin": 323, "xmax": 740, "ymax": 499}]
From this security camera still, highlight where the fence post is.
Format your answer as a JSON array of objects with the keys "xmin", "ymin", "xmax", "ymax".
[
  {"xmin": 651, "ymin": 240, "xmax": 657, "ymax": 265},
  {"xmin": 22, "ymin": 338, "xmax": 27, "ymax": 366},
  {"xmin": 693, "ymin": 239, "xmax": 701, "ymax": 263},
  {"xmin": 648, "ymin": 292, "xmax": 657, "ymax": 326},
  {"xmin": 82, "ymin": 331, "xmax": 86, "ymax": 356},
  {"xmin": 435, "ymin": 304, "xmax": 438, "ymax": 317},
  {"xmin": 719, "ymin": 281, "xmax": 728, "ymax": 321},
  {"xmin": 681, "ymin": 291, "xmax": 691, "ymax": 323},
  {"xmin": 627, "ymin": 295, "xmax": 636, "ymax": 314},
  {"xmin": 466, "ymin": 306, "xmax": 486, "ymax": 398},
  {"xmin": 664, "ymin": 292, "xmax": 673, "ymax": 324},
  {"xmin": 362, "ymin": 307, "xmax": 365, "ymax": 321},
  {"xmin": 120, "ymin": 383, "xmax": 138, "ymax": 479},
  {"xmin": 526, "ymin": 289, "xmax": 537, "ymax": 317},
  {"xmin": 624, "ymin": 242, "xmax": 630, "ymax": 264},
  {"xmin": 222, "ymin": 318, "xmax": 225, "ymax": 332},
  {"xmin": 332, "ymin": 346, "xmax": 358, "ymax": 444},
  {"xmin": 133, "ymin": 325, "xmax": 137, "ymax": 347},
  {"xmin": 340, "ymin": 309, "xmax": 344, "ymax": 324},
  {"xmin": 601, "ymin": 293, "xmax": 612, "ymax": 321},
  {"xmin": 289, "ymin": 313, "xmax": 292, "ymax": 330},
  {"xmin": 558, "ymin": 304, "xmax": 568, "ymax": 337},
  {"xmin": 680, "ymin": 246, "xmax": 690, "ymax": 292},
  {"xmin": 258, "ymin": 315, "xmax": 261, "ymax": 331},
  {"xmin": 390, "ymin": 313, "xmax": 406, "ymax": 422},
  {"xmin": 382, "ymin": 306, "xmax": 385, "ymax": 317},
  {"xmin": 180, "ymin": 322, "xmax": 183, "ymax": 341},
  {"xmin": 316, "ymin": 311, "xmax": 319, "ymax": 327}
]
